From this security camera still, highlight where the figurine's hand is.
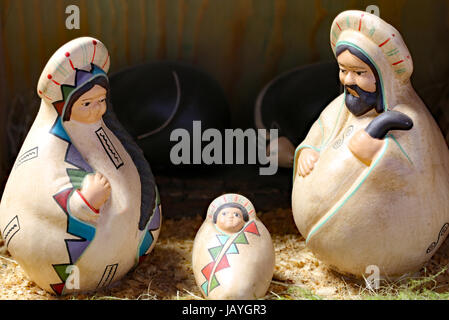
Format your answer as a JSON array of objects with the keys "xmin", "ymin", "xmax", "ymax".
[
  {"xmin": 79, "ymin": 172, "xmax": 111, "ymax": 210},
  {"xmin": 348, "ymin": 129, "xmax": 385, "ymax": 166},
  {"xmin": 297, "ymin": 148, "xmax": 320, "ymax": 177}
]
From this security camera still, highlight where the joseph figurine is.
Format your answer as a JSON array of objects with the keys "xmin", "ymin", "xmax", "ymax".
[{"xmin": 292, "ymin": 10, "xmax": 449, "ymax": 277}]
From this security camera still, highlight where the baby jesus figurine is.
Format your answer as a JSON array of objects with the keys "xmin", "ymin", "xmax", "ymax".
[{"xmin": 192, "ymin": 194, "xmax": 275, "ymax": 300}]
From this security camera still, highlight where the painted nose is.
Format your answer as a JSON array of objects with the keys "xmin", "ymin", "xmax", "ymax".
[
  {"xmin": 93, "ymin": 102, "xmax": 102, "ymax": 112},
  {"xmin": 343, "ymin": 72, "xmax": 356, "ymax": 86},
  {"xmin": 93, "ymin": 102, "xmax": 106, "ymax": 118}
]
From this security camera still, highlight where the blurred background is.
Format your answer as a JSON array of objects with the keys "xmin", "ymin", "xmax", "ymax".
[{"xmin": 0, "ymin": 0, "xmax": 448, "ymax": 215}]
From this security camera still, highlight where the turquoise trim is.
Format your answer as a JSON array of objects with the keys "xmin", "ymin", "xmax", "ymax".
[
  {"xmin": 305, "ymin": 136, "xmax": 390, "ymax": 243},
  {"xmin": 51, "ymin": 118, "xmax": 71, "ymax": 142},
  {"xmin": 336, "ymin": 41, "xmax": 388, "ymax": 112},
  {"xmin": 214, "ymin": 224, "xmax": 226, "ymax": 235},
  {"xmin": 296, "ymin": 144, "xmax": 321, "ymax": 153},
  {"xmin": 292, "ymin": 96, "xmax": 345, "ymax": 183},
  {"xmin": 66, "ymin": 190, "xmax": 96, "ymax": 241},
  {"xmin": 138, "ymin": 231, "xmax": 153, "ymax": 257},
  {"xmin": 389, "ymin": 133, "xmax": 413, "ymax": 165},
  {"xmin": 292, "ymin": 145, "xmax": 321, "ymax": 183}
]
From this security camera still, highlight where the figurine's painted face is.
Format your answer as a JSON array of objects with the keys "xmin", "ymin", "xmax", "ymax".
[
  {"xmin": 337, "ymin": 49, "xmax": 380, "ymax": 116},
  {"xmin": 338, "ymin": 50, "xmax": 376, "ymax": 93},
  {"xmin": 69, "ymin": 85, "xmax": 107, "ymax": 124},
  {"xmin": 216, "ymin": 207, "xmax": 246, "ymax": 234}
]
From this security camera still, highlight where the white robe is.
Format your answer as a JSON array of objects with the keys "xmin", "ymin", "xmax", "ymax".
[
  {"xmin": 0, "ymin": 101, "xmax": 159, "ymax": 293},
  {"xmin": 292, "ymin": 91, "xmax": 449, "ymax": 277}
]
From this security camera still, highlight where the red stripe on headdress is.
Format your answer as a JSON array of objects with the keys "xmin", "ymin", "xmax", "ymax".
[
  {"xmin": 65, "ymin": 52, "xmax": 75, "ymax": 70},
  {"xmin": 91, "ymin": 40, "xmax": 97, "ymax": 63},
  {"xmin": 102, "ymin": 54, "xmax": 109, "ymax": 69},
  {"xmin": 378, "ymin": 38, "xmax": 390, "ymax": 47}
]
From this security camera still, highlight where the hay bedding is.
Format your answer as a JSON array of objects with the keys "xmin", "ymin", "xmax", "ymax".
[{"xmin": 1, "ymin": 209, "xmax": 449, "ymax": 300}]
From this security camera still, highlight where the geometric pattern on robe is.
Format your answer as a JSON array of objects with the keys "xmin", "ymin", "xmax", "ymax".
[
  {"xmin": 200, "ymin": 221, "xmax": 260, "ymax": 296},
  {"xmin": 50, "ymin": 117, "xmax": 95, "ymax": 295}
]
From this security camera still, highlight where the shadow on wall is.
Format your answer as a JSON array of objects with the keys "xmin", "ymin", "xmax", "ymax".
[
  {"xmin": 1, "ymin": 0, "xmax": 449, "ymax": 191},
  {"xmin": 2, "ymin": 0, "xmax": 449, "ymax": 126}
]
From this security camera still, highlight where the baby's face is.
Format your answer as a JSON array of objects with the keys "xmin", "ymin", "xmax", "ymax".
[{"xmin": 216, "ymin": 207, "xmax": 245, "ymax": 234}]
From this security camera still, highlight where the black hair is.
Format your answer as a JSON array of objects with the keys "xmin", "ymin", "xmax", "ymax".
[
  {"xmin": 63, "ymin": 76, "xmax": 110, "ymax": 122},
  {"xmin": 213, "ymin": 203, "xmax": 249, "ymax": 224},
  {"xmin": 336, "ymin": 44, "xmax": 384, "ymax": 113}
]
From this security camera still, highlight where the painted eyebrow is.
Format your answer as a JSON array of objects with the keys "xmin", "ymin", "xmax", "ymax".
[
  {"xmin": 80, "ymin": 94, "xmax": 106, "ymax": 102},
  {"xmin": 338, "ymin": 63, "xmax": 367, "ymax": 71}
]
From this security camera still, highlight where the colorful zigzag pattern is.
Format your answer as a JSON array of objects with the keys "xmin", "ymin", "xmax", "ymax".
[
  {"xmin": 50, "ymin": 125, "xmax": 96, "ymax": 295},
  {"xmin": 48, "ymin": 67, "xmax": 103, "ymax": 295},
  {"xmin": 201, "ymin": 221, "xmax": 260, "ymax": 296}
]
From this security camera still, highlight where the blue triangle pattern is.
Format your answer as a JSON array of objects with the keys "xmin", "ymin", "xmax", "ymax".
[{"xmin": 217, "ymin": 234, "xmax": 229, "ymax": 245}]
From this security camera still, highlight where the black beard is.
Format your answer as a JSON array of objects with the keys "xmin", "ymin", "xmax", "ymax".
[{"xmin": 345, "ymin": 85, "xmax": 378, "ymax": 117}]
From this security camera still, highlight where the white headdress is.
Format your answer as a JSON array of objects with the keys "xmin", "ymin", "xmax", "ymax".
[
  {"xmin": 37, "ymin": 37, "xmax": 110, "ymax": 103},
  {"xmin": 207, "ymin": 193, "xmax": 256, "ymax": 221}
]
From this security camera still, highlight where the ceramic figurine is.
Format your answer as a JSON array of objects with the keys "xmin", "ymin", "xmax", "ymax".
[
  {"xmin": 0, "ymin": 37, "xmax": 162, "ymax": 295},
  {"xmin": 192, "ymin": 194, "xmax": 275, "ymax": 300},
  {"xmin": 292, "ymin": 10, "xmax": 449, "ymax": 278}
]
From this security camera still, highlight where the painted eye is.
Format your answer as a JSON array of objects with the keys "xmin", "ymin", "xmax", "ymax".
[
  {"xmin": 99, "ymin": 97, "xmax": 106, "ymax": 103},
  {"xmin": 82, "ymin": 102, "xmax": 91, "ymax": 107},
  {"xmin": 234, "ymin": 213, "xmax": 239, "ymax": 217},
  {"xmin": 222, "ymin": 212, "xmax": 226, "ymax": 216},
  {"xmin": 356, "ymin": 71, "xmax": 366, "ymax": 76},
  {"xmin": 340, "ymin": 69, "xmax": 347, "ymax": 74}
]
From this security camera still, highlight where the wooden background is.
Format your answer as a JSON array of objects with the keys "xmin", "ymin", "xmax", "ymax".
[{"xmin": 0, "ymin": 0, "xmax": 449, "ymax": 185}]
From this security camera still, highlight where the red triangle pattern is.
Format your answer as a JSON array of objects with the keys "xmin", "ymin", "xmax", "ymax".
[
  {"xmin": 50, "ymin": 283, "xmax": 65, "ymax": 295},
  {"xmin": 201, "ymin": 261, "xmax": 215, "ymax": 281},
  {"xmin": 244, "ymin": 221, "xmax": 260, "ymax": 236},
  {"xmin": 53, "ymin": 101, "xmax": 65, "ymax": 116},
  {"xmin": 53, "ymin": 188, "xmax": 73, "ymax": 214},
  {"xmin": 215, "ymin": 254, "xmax": 230, "ymax": 272}
]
